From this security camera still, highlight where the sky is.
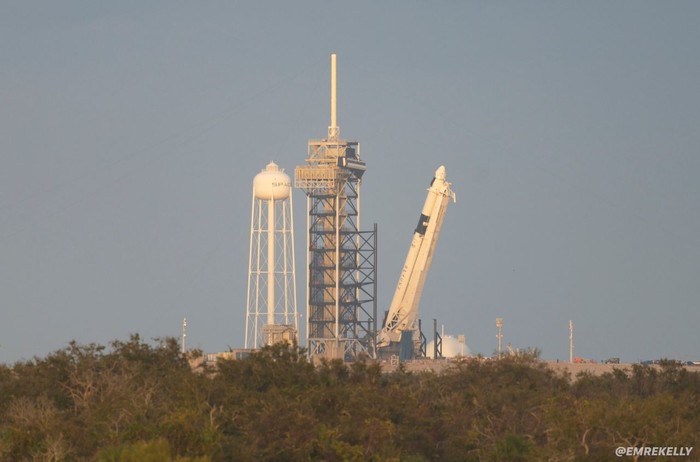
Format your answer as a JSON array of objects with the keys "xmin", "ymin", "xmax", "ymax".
[{"xmin": 1, "ymin": 1, "xmax": 699, "ymax": 364}]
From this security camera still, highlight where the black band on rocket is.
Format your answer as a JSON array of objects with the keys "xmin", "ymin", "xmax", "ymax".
[{"xmin": 415, "ymin": 213, "xmax": 430, "ymax": 235}]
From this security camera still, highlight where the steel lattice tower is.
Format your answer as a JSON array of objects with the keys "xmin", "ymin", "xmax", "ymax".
[{"xmin": 295, "ymin": 54, "xmax": 376, "ymax": 361}]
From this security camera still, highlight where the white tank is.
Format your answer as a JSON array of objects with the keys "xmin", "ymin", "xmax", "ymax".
[
  {"xmin": 426, "ymin": 335, "xmax": 470, "ymax": 359},
  {"xmin": 253, "ymin": 162, "xmax": 291, "ymax": 200}
]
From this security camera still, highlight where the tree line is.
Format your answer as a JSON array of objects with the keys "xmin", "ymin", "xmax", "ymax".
[{"xmin": 0, "ymin": 335, "xmax": 698, "ymax": 461}]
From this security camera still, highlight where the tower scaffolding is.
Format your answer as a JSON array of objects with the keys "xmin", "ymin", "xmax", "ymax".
[{"xmin": 295, "ymin": 54, "xmax": 376, "ymax": 361}]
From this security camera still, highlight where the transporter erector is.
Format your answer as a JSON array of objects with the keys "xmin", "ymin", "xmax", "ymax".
[{"xmin": 378, "ymin": 166, "xmax": 456, "ymax": 358}]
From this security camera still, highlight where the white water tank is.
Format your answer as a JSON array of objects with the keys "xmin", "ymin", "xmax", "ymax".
[
  {"xmin": 426, "ymin": 335, "xmax": 470, "ymax": 359},
  {"xmin": 253, "ymin": 161, "xmax": 291, "ymax": 200}
]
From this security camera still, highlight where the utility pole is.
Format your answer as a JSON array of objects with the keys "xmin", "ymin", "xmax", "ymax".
[
  {"xmin": 496, "ymin": 318, "xmax": 503, "ymax": 357},
  {"xmin": 182, "ymin": 317, "xmax": 187, "ymax": 354},
  {"xmin": 569, "ymin": 320, "xmax": 574, "ymax": 363}
]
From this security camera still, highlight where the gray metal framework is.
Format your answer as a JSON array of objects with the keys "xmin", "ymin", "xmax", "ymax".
[
  {"xmin": 433, "ymin": 318, "xmax": 443, "ymax": 359},
  {"xmin": 296, "ymin": 136, "xmax": 376, "ymax": 360},
  {"xmin": 295, "ymin": 54, "xmax": 377, "ymax": 361}
]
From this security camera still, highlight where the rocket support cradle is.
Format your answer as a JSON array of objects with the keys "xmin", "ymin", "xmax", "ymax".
[{"xmin": 377, "ymin": 166, "xmax": 456, "ymax": 352}]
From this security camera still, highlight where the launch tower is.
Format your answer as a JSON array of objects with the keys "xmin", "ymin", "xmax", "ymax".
[{"xmin": 295, "ymin": 54, "xmax": 377, "ymax": 360}]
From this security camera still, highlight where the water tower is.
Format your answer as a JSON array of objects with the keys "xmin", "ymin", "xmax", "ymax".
[{"xmin": 245, "ymin": 161, "xmax": 298, "ymax": 348}]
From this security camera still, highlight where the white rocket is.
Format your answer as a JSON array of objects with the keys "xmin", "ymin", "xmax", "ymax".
[{"xmin": 378, "ymin": 166, "xmax": 456, "ymax": 348}]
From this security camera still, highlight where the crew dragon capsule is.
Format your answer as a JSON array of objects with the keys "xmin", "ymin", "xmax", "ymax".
[{"xmin": 378, "ymin": 166, "xmax": 456, "ymax": 350}]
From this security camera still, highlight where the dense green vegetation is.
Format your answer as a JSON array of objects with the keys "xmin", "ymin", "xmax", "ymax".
[{"xmin": 1, "ymin": 336, "xmax": 698, "ymax": 461}]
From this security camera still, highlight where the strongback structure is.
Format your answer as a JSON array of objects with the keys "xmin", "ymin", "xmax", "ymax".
[
  {"xmin": 245, "ymin": 162, "xmax": 298, "ymax": 348},
  {"xmin": 295, "ymin": 54, "xmax": 377, "ymax": 361},
  {"xmin": 376, "ymin": 166, "xmax": 456, "ymax": 359}
]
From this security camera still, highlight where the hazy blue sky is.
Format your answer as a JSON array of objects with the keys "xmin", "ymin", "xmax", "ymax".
[{"xmin": 1, "ymin": 2, "xmax": 698, "ymax": 364}]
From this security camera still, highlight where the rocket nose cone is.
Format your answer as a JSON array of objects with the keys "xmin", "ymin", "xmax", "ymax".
[{"xmin": 435, "ymin": 166, "xmax": 446, "ymax": 181}]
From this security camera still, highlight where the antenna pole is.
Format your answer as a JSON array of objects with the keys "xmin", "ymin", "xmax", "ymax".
[
  {"xmin": 496, "ymin": 318, "xmax": 503, "ymax": 358},
  {"xmin": 569, "ymin": 320, "xmax": 574, "ymax": 363},
  {"xmin": 329, "ymin": 53, "xmax": 339, "ymax": 139},
  {"xmin": 181, "ymin": 317, "xmax": 187, "ymax": 354}
]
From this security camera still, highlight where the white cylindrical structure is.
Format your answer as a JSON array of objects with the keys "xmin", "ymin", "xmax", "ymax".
[
  {"xmin": 245, "ymin": 162, "xmax": 298, "ymax": 348},
  {"xmin": 426, "ymin": 335, "xmax": 470, "ymax": 359},
  {"xmin": 331, "ymin": 53, "xmax": 337, "ymax": 130},
  {"xmin": 328, "ymin": 53, "xmax": 339, "ymax": 140},
  {"xmin": 268, "ymin": 196, "xmax": 275, "ymax": 326}
]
